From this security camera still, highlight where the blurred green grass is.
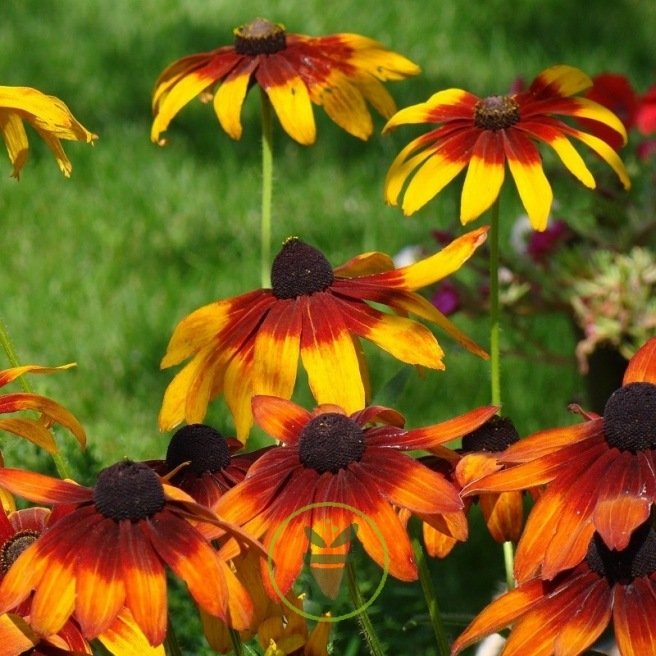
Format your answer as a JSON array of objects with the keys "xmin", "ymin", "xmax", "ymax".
[{"xmin": 1, "ymin": 0, "xmax": 654, "ymax": 653}]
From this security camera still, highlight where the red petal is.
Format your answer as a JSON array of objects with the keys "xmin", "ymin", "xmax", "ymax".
[
  {"xmin": 251, "ymin": 395, "xmax": 310, "ymax": 444},
  {"xmin": 613, "ymin": 577, "xmax": 656, "ymax": 656}
]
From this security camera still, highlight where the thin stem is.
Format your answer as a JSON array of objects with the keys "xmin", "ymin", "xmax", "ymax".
[
  {"xmin": 488, "ymin": 199, "xmax": 502, "ymax": 408},
  {"xmin": 228, "ymin": 627, "xmax": 243, "ymax": 656},
  {"xmin": 346, "ymin": 560, "xmax": 385, "ymax": 656},
  {"xmin": 0, "ymin": 317, "xmax": 72, "ymax": 480},
  {"xmin": 260, "ymin": 88, "xmax": 274, "ymax": 289},
  {"xmin": 164, "ymin": 619, "xmax": 183, "ymax": 656},
  {"xmin": 411, "ymin": 534, "xmax": 450, "ymax": 656},
  {"xmin": 503, "ymin": 540, "xmax": 516, "ymax": 590}
]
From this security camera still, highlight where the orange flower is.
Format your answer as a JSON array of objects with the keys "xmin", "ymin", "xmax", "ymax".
[
  {"xmin": 0, "ymin": 364, "xmax": 85, "ymax": 454},
  {"xmin": 159, "ymin": 230, "xmax": 488, "ymax": 439},
  {"xmin": 152, "ymin": 17, "xmax": 420, "ymax": 145},
  {"xmin": 384, "ymin": 65, "xmax": 630, "ymax": 230},
  {"xmin": 463, "ymin": 337, "xmax": 656, "ymax": 584},
  {"xmin": 0, "ymin": 86, "xmax": 96, "ymax": 178},
  {"xmin": 213, "ymin": 395, "xmax": 497, "ymax": 597},
  {"xmin": 452, "ymin": 522, "xmax": 656, "ymax": 656},
  {"xmin": 0, "ymin": 462, "xmax": 260, "ymax": 645}
]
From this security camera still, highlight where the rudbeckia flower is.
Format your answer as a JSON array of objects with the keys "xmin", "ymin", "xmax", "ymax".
[
  {"xmin": 145, "ymin": 423, "xmax": 263, "ymax": 508},
  {"xmin": 452, "ymin": 521, "xmax": 656, "ymax": 656},
  {"xmin": 463, "ymin": 336, "xmax": 656, "ymax": 584},
  {"xmin": 159, "ymin": 229, "xmax": 488, "ymax": 439},
  {"xmin": 212, "ymin": 395, "xmax": 498, "ymax": 597},
  {"xmin": 0, "ymin": 506, "xmax": 164, "ymax": 656},
  {"xmin": 0, "ymin": 364, "xmax": 86, "ymax": 454},
  {"xmin": 151, "ymin": 17, "xmax": 420, "ymax": 145},
  {"xmin": 384, "ymin": 65, "xmax": 630, "ymax": 230},
  {"xmin": 0, "ymin": 461, "xmax": 260, "ymax": 645},
  {"xmin": 0, "ymin": 86, "xmax": 96, "ymax": 178}
]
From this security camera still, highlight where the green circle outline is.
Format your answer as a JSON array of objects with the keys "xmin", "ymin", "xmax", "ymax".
[{"xmin": 266, "ymin": 500, "xmax": 389, "ymax": 623}]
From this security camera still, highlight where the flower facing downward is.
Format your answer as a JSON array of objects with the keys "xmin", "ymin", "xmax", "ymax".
[
  {"xmin": 0, "ymin": 364, "xmax": 86, "ymax": 454},
  {"xmin": 0, "ymin": 86, "xmax": 96, "ymax": 178},
  {"xmin": 384, "ymin": 65, "xmax": 630, "ymax": 230},
  {"xmin": 159, "ymin": 230, "xmax": 488, "ymax": 439},
  {"xmin": 212, "ymin": 396, "xmax": 498, "ymax": 597},
  {"xmin": 151, "ymin": 17, "xmax": 420, "ymax": 145},
  {"xmin": 0, "ymin": 461, "xmax": 258, "ymax": 645},
  {"xmin": 146, "ymin": 423, "xmax": 263, "ymax": 508},
  {"xmin": 452, "ymin": 522, "xmax": 656, "ymax": 656},
  {"xmin": 463, "ymin": 337, "xmax": 656, "ymax": 583}
]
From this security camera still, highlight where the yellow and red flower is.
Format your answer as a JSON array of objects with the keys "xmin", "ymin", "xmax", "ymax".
[
  {"xmin": 159, "ymin": 230, "xmax": 488, "ymax": 439},
  {"xmin": 452, "ymin": 521, "xmax": 656, "ymax": 656},
  {"xmin": 213, "ymin": 395, "xmax": 497, "ymax": 597},
  {"xmin": 145, "ymin": 423, "xmax": 263, "ymax": 508},
  {"xmin": 0, "ymin": 461, "xmax": 260, "ymax": 645},
  {"xmin": 384, "ymin": 65, "xmax": 630, "ymax": 230},
  {"xmin": 463, "ymin": 337, "xmax": 656, "ymax": 584},
  {"xmin": 151, "ymin": 17, "xmax": 420, "ymax": 145},
  {"xmin": 0, "ymin": 86, "xmax": 96, "ymax": 178},
  {"xmin": 0, "ymin": 364, "xmax": 86, "ymax": 454}
]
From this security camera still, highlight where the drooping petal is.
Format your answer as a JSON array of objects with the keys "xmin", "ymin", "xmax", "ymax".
[
  {"xmin": 0, "ymin": 363, "xmax": 76, "ymax": 389},
  {"xmin": 624, "ymin": 337, "xmax": 656, "ymax": 384},
  {"xmin": 0, "ymin": 110, "xmax": 29, "ymax": 177},
  {"xmin": 0, "ymin": 418, "xmax": 57, "ymax": 453},
  {"xmin": 333, "ymin": 251, "xmax": 395, "ymax": 277},
  {"xmin": 343, "ymin": 469, "xmax": 416, "ymax": 581},
  {"xmin": 119, "ymin": 520, "xmax": 167, "ymax": 646},
  {"xmin": 460, "ymin": 131, "xmax": 506, "ymax": 223},
  {"xmin": 299, "ymin": 294, "xmax": 365, "ymax": 413},
  {"xmin": 336, "ymin": 297, "xmax": 445, "ymax": 369},
  {"xmin": 213, "ymin": 57, "xmax": 258, "ymax": 139},
  {"xmin": 75, "ymin": 518, "xmax": 126, "ymax": 637},
  {"xmin": 592, "ymin": 450, "xmax": 652, "ymax": 550},
  {"xmin": 223, "ymin": 338, "xmax": 255, "ymax": 441},
  {"xmin": 613, "ymin": 577, "xmax": 656, "ymax": 656},
  {"xmin": 0, "ymin": 614, "xmax": 38, "ymax": 656},
  {"xmin": 252, "ymin": 299, "xmax": 302, "ymax": 399},
  {"xmin": 504, "ymin": 129, "xmax": 553, "ymax": 231},
  {"xmin": 451, "ymin": 579, "xmax": 546, "ymax": 654},
  {"xmin": 145, "ymin": 512, "xmax": 230, "ymax": 620},
  {"xmin": 480, "ymin": 491, "xmax": 525, "ymax": 544},
  {"xmin": 356, "ymin": 452, "xmax": 462, "ymax": 514},
  {"xmin": 257, "ymin": 58, "xmax": 316, "ymax": 145}
]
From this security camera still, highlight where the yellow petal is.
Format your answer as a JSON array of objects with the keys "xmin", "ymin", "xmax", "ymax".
[
  {"xmin": 383, "ymin": 136, "xmax": 435, "ymax": 206},
  {"xmin": 316, "ymin": 71, "xmax": 372, "ymax": 140},
  {"xmin": 531, "ymin": 65, "xmax": 593, "ymax": 98},
  {"xmin": 213, "ymin": 59, "xmax": 257, "ymax": 140},
  {"xmin": 0, "ymin": 111, "xmax": 29, "ymax": 178}
]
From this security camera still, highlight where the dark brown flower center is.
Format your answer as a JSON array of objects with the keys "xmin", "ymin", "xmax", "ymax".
[
  {"xmin": 166, "ymin": 423, "xmax": 232, "ymax": 475},
  {"xmin": 93, "ymin": 460, "xmax": 165, "ymax": 522},
  {"xmin": 460, "ymin": 415, "xmax": 519, "ymax": 453},
  {"xmin": 603, "ymin": 382, "xmax": 656, "ymax": 452},
  {"xmin": 271, "ymin": 238, "xmax": 335, "ymax": 299},
  {"xmin": 474, "ymin": 95, "xmax": 520, "ymax": 130},
  {"xmin": 234, "ymin": 18, "xmax": 286, "ymax": 56},
  {"xmin": 586, "ymin": 522, "xmax": 656, "ymax": 584},
  {"xmin": 299, "ymin": 413, "xmax": 365, "ymax": 473},
  {"xmin": 0, "ymin": 530, "xmax": 39, "ymax": 573}
]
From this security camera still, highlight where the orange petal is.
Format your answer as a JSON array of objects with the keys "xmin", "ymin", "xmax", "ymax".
[
  {"xmin": 0, "ymin": 614, "xmax": 38, "ymax": 655},
  {"xmin": 75, "ymin": 518, "xmax": 126, "ymax": 637},
  {"xmin": 0, "ymin": 418, "xmax": 57, "ymax": 453},
  {"xmin": 251, "ymin": 395, "xmax": 310, "ymax": 443},
  {"xmin": 333, "ymin": 251, "xmax": 395, "ymax": 277},
  {"xmin": 480, "ymin": 491, "xmax": 524, "ymax": 543},
  {"xmin": 30, "ymin": 552, "xmax": 76, "ymax": 636},
  {"xmin": 0, "ymin": 363, "xmax": 75, "ymax": 388},
  {"xmin": 299, "ymin": 294, "xmax": 365, "ymax": 413},
  {"xmin": 614, "ymin": 577, "xmax": 656, "ymax": 656},
  {"xmin": 624, "ymin": 337, "xmax": 656, "ymax": 384},
  {"xmin": 119, "ymin": 521, "xmax": 167, "ymax": 646},
  {"xmin": 0, "ymin": 468, "xmax": 91, "ymax": 504}
]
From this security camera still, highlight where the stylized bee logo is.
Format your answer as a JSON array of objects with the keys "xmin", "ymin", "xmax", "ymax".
[{"xmin": 304, "ymin": 522, "xmax": 359, "ymax": 600}]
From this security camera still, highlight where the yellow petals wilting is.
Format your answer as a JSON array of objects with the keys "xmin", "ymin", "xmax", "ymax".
[
  {"xmin": 152, "ymin": 18, "xmax": 419, "ymax": 145},
  {"xmin": 0, "ymin": 86, "xmax": 97, "ymax": 178},
  {"xmin": 384, "ymin": 64, "xmax": 630, "ymax": 231}
]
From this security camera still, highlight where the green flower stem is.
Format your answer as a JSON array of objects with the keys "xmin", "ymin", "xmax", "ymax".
[
  {"xmin": 411, "ymin": 533, "xmax": 450, "ymax": 656},
  {"xmin": 488, "ymin": 198, "xmax": 502, "ymax": 409},
  {"xmin": 164, "ymin": 619, "xmax": 183, "ymax": 656},
  {"xmin": 503, "ymin": 540, "xmax": 516, "ymax": 590},
  {"xmin": 260, "ymin": 88, "xmax": 274, "ymax": 289},
  {"xmin": 0, "ymin": 317, "xmax": 72, "ymax": 480},
  {"xmin": 228, "ymin": 627, "xmax": 243, "ymax": 656},
  {"xmin": 346, "ymin": 559, "xmax": 386, "ymax": 656}
]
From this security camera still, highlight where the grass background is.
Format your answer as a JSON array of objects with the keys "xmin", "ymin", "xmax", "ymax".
[{"xmin": 0, "ymin": 0, "xmax": 654, "ymax": 654}]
